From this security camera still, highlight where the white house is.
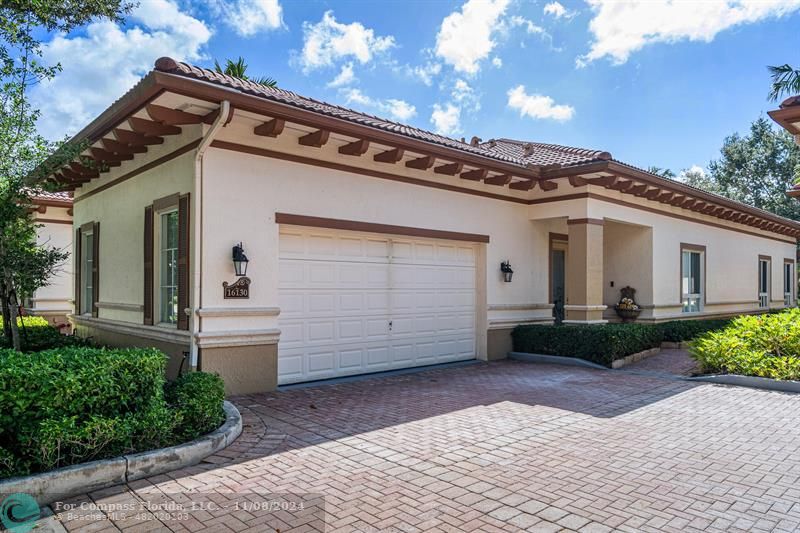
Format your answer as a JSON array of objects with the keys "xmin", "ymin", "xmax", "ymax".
[
  {"xmin": 42, "ymin": 58, "xmax": 800, "ymax": 394},
  {"xmin": 26, "ymin": 191, "xmax": 73, "ymax": 328}
]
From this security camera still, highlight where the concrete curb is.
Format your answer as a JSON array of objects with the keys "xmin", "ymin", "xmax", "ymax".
[
  {"xmin": 686, "ymin": 374, "xmax": 800, "ymax": 393},
  {"xmin": 0, "ymin": 401, "xmax": 242, "ymax": 506},
  {"xmin": 611, "ymin": 348, "xmax": 661, "ymax": 369},
  {"xmin": 508, "ymin": 352, "xmax": 609, "ymax": 370}
]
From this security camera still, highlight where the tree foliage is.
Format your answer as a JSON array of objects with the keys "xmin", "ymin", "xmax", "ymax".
[
  {"xmin": 768, "ymin": 64, "xmax": 800, "ymax": 102},
  {"xmin": 0, "ymin": 1, "xmax": 133, "ymax": 349},
  {"xmin": 214, "ymin": 57, "xmax": 277, "ymax": 87},
  {"xmin": 707, "ymin": 117, "xmax": 800, "ymax": 220}
]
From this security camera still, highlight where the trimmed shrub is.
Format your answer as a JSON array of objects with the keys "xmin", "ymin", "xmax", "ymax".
[
  {"xmin": 166, "ymin": 372, "xmax": 225, "ymax": 441},
  {"xmin": 691, "ymin": 309, "xmax": 800, "ymax": 380},
  {"xmin": 512, "ymin": 323, "xmax": 663, "ymax": 367},
  {"xmin": 0, "ymin": 316, "xmax": 86, "ymax": 352},
  {"xmin": 659, "ymin": 319, "xmax": 731, "ymax": 343},
  {"xmin": 0, "ymin": 347, "xmax": 224, "ymax": 478}
]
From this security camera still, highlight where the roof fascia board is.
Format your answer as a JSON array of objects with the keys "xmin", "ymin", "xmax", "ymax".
[{"xmin": 768, "ymin": 107, "xmax": 800, "ymax": 135}]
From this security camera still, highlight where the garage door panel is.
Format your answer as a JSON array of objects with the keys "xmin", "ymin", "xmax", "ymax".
[{"xmin": 278, "ymin": 226, "xmax": 476, "ymax": 384}]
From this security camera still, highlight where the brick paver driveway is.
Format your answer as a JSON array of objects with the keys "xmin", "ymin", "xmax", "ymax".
[{"xmin": 51, "ymin": 361, "xmax": 800, "ymax": 532}]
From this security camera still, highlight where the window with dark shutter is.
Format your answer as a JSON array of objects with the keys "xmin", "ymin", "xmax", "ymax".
[
  {"xmin": 177, "ymin": 194, "xmax": 190, "ymax": 331},
  {"xmin": 74, "ymin": 227, "xmax": 82, "ymax": 315},
  {"xmin": 143, "ymin": 205, "xmax": 154, "ymax": 325},
  {"xmin": 91, "ymin": 222, "xmax": 100, "ymax": 317}
]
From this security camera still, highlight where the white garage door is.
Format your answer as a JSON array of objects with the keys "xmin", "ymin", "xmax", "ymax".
[{"xmin": 278, "ymin": 225, "xmax": 477, "ymax": 384}]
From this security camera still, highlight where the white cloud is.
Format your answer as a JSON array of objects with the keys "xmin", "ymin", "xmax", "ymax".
[
  {"xmin": 435, "ymin": 0, "xmax": 510, "ymax": 75},
  {"xmin": 341, "ymin": 88, "xmax": 416, "ymax": 121},
  {"xmin": 404, "ymin": 61, "xmax": 442, "ymax": 86},
  {"xmin": 579, "ymin": 0, "xmax": 800, "ymax": 66},
  {"xmin": 451, "ymin": 79, "xmax": 480, "ymax": 112},
  {"xmin": 327, "ymin": 62, "xmax": 356, "ymax": 87},
  {"xmin": 32, "ymin": 0, "xmax": 211, "ymax": 140},
  {"xmin": 492, "ymin": 56, "xmax": 503, "ymax": 68},
  {"xmin": 544, "ymin": 1, "xmax": 567, "ymax": 18},
  {"xmin": 299, "ymin": 11, "xmax": 395, "ymax": 71},
  {"xmin": 510, "ymin": 15, "xmax": 546, "ymax": 35},
  {"xmin": 506, "ymin": 85, "xmax": 574, "ymax": 121},
  {"xmin": 430, "ymin": 103, "xmax": 461, "ymax": 135},
  {"xmin": 206, "ymin": 0, "xmax": 283, "ymax": 37}
]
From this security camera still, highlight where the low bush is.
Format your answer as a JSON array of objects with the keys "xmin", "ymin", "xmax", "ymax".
[
  {"xmin": 659, "ymin": 319, "xmax": 731, "ymax": 342},
  {"xmin": 512, "ymin": 323, "xmax": 663, "ymax": 367},
  {"xmin": 0, "ymin": 316, "xmax": 86, "ymax": 352},
  {"xmin": 691, "ymin": 309, "xmax": 800, "ymax": 380},
  {"xmin": 0, "ymin": 347, "xmax": 224, "ymax": 478},
  {"xmin": 166, "ymin": 372, "xmax": 225, "ymax": 441}
]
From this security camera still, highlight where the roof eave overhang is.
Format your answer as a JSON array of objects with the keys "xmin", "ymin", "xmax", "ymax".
[
  {"xmin": 542, "ymin": 159, "xmax": 800, "ymax": 233},
  {"xmin": 768, "ymin": 107, "xmax": 800, "ymax": 136}
]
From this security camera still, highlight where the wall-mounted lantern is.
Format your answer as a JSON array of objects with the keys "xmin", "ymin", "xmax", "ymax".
[
  {"xmin": 232, "ymin": 242, "xmax": 249, "ymax": 277},
  {"xmin": 500, "ymin": 260, "xmax": 514, "ymax": 282}
]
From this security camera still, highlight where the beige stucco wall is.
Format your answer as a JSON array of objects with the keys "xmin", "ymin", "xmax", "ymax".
[
  {"xmin": 30, "ymin": 206, "xmax": 73, "ymax": 323},
  {"xmin": 603, "ymin": 222, "xmax": 654, "ymax": 311},
  {"xmin": 72, "ymin": 128, "xmax": 199, "ymax": 324}
]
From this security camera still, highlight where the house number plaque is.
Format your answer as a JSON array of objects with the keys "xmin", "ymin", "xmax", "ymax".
[{"xmin": 223, "ymin": 277, "xmax": 251, "ymax": 299}]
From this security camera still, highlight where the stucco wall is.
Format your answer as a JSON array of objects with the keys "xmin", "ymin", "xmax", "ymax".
[
  {"xmin": 603, "ymin": 222, "xmax": 654, "ymax": 310},
  {"xmin": 30, "ymin": 206, "xmax": 73, "ymax": 321},
  {"xmin": 72, "ymin": 129, "xmax": 199, "ymax": 324}
]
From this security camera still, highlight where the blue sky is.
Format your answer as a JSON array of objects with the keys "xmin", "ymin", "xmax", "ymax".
[{"xmin": 31, "ymin": 0, "xmax": 800, "ymax": 176}]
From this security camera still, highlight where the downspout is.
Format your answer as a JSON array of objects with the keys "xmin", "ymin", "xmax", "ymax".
[{"xmin": 191, "ymin": 100, "xmax": 231, "ymax": 368}]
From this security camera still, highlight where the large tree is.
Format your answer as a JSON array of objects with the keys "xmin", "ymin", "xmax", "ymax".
[
  {"xmin": 0, "ymin": 1, "xmax": 132, "ymax": 349},
  {"xmin": 707, "ymin": 117, "xmax": 800, "ymax": 220}
]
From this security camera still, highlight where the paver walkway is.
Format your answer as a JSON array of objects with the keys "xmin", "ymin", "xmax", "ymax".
[
  {"xmin": 620, "ymin": 348, "xmax": 699, "ymax": 376},
  {"xmin": 40, "ymin": 360, "xmax": 800, "ymax": 533}
]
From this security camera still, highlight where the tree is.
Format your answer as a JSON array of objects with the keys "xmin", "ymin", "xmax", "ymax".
[
  {"xmin": 646, "ymin": 166, "xmax": 676, "ymax": 179},
  {"xmin": 707, "ymin": 117, "xmax": 800, "ymax": 220},
  {"xmin": 0, "ymin": 1, "xmax": 132, "ymax": 349},
  {"xmin": 214, "ymin": 57, "xmax": 277, "ymax": 87},
  {"xmin": 768, "ymin": 64, "xmax": 800, "ymax": 102}
]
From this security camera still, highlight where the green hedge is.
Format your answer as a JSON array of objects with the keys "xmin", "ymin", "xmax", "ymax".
[
  {"xmin": 659, "ymin": 319, "xmax": 731, "ymax": 342},
  {"xmin": 0, "ymin": 347, "xmax": 225, "ymax": 478},
  {"xmin": 512, "ymin": 323, "xmax": 663, "ymax": 367},
  {"xmin": 691, "ymin": 309, "xmax": 800, "ymax": 380},
  {"xmin": 166, "ymin": 372, "xmax": 226, "ymax": 442},
  {"xmin": 0, "ymin": 316, "xmax": 87, "ymax": 352},
  {"xmin": 512, "ymin": 317, "xmax": 742, "ymax": 367}
]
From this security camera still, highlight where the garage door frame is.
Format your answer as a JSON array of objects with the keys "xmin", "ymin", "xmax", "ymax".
[{"xmin": 275, "ymin": 213, "xmax": 488, "ymax": 383}]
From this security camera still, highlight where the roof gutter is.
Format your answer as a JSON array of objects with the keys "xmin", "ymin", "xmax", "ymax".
[{"xmin": 190, "ymin": 100, "xmax": 231, "ymax": 368}]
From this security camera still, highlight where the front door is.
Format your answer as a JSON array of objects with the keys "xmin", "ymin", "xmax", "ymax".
[{"xmin": 551, "ymin": 247, "xmax": 566, "ymax": 324}]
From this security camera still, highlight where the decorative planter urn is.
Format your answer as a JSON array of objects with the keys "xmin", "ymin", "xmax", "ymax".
[{"xmin": 614, "ymin": 286, "xmax": 641, "ymax": 322}]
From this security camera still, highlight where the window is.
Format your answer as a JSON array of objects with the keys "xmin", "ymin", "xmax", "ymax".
[
  {"xmin": 159, "ymin": 210, "xmax": 179, "ymax": 325},
  {"xmin": 759, "ymin": 257, "xmax": 770, "ymax": 309},
  {"xmin": 80, "ymin": 230, "xmax": 94, "ymax": 315},
  {"xmin": 784, "ymin": 261, "xmax": 794, "ymax": 307},
  {"xmin": 681, "ymin": 248, "xmax": 703, "ymax": 313}
]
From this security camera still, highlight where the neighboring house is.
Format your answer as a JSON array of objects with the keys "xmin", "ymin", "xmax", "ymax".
[
  {"xmin": 26, "ymin": 191, "xmax": 73, "ymax": 327},
  {"xmin": 42, "ymin": 58, "xmax": 800, "ymax": 394},
  {"xmin": 769, "ymin": 95, "xmax": 800, "ymax": 197}
]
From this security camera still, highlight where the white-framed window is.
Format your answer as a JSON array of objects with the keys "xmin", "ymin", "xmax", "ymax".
[
  {"xmin": 158, "ymin": 210, "xmax": 179, "ymax": 325},
  {"xmin": 784, "ymin": 261, "xmax": 794, "ymax": 307},
  {"xmin": 80, "ymin": 229, "xmax": 94, "ymax": 315},
  {"xmin": 681, "ymin": 249, "xmax": 703, "ymax": 313},
  {"xmin": 759, "ymin": 258, "xmax": 770, "ymax": 309}
]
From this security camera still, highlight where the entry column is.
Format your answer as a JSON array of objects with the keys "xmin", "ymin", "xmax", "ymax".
[{"xmin": 564, "ymin": 218, "xmax": 607, "ymax": 323}]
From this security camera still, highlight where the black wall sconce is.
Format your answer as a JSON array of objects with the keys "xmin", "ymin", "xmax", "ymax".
[
  {"xmin": 232, "ymin": 242, "xmax": 249, "ymax": 277},
  {"xmin": 500, "ymin": 260, "xmax": 514, "ymax": 282}
]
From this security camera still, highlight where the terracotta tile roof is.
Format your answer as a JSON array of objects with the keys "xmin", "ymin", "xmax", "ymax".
[
  {"xmin": 154, "ymin": 57, "xmax": 609, "ymax": 169},
  {"xmin": 28, "ymin": 189, "xmax": 73, "ymax": 204},
  {"xmin": 478, "ymin": 138, "xmax": 612, "ymax": 168},
  {"xmin": 780, "ymin": 95, "xmax": 800, "ymax": 108}
]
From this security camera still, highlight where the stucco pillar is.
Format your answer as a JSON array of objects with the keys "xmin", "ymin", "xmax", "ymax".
[{"xmin": 564, "ymin": 218, "xmax": 607, "ymax": 323}]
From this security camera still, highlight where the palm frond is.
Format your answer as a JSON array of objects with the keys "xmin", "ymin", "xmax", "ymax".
[
  {"xmin": 253, "ymin": 76, "xmax": 278, "ymax": 88},
  {"xmin": 768, "ymin": 64, "xmax": 800, "ymax": 102}
]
